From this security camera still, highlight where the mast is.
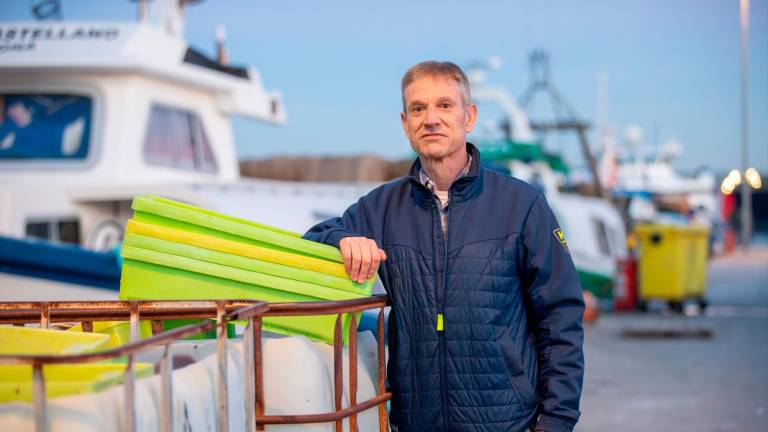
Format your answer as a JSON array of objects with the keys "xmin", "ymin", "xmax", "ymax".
[
  {"xmin": 520, "ymin": 50, "xmax": 608, "ymax": 200},
  {"xmin": 739, "ymin": 0, "xmax": 753, "ymax": 248}
]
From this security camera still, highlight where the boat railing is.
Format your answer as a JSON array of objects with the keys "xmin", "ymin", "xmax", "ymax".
[{"xmin": 0, "ymin": 296, "xmax": 391, "ymax": 432}]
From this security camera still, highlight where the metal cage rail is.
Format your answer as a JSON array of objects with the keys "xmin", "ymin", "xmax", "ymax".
[{"xmin": 0, "ymin": 296, "xmax": 391, "ymax": 432}]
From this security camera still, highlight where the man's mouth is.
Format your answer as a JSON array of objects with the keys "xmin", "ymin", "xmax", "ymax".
[{"xmin": 421, "ymin": 133, "xmax": 445, "ymax": 139}]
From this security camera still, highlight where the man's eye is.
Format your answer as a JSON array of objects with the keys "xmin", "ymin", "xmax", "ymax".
[
  {"xmin": 411, "ymin": 106, "xmax": 424, "ymax": 113},
  {"xmin": 440, "ymin": 103, "xmax": 451, "ymax": 109}
]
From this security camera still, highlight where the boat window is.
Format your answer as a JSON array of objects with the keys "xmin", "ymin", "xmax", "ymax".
[
  {"xmin": 58, "ymin": 220, "xmax": 81, "ymax": 244},
  {"xmin": 25, "ymin": 222, "xmax": 50, "ymax": 240},
  {"xmin": 0, "ymin": 94, "xmax": 92, "ymax": 160},
  {"xmin": 608, "ymin": 226, "xmax": 624, "ymax": 256},
  {"xmin": 591, "ymin": 217, "xmax": 612, "ymax": 256},
  {"xmin": 25, "ymin": 218, "xmax": 80, "ymax": 245},
  {"xmin": 144, "ymin": 104, "xmax": 218, "ymax": 173}
]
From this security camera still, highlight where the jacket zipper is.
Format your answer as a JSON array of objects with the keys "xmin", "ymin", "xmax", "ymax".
[{"xmin": 438, "ymin": 189, "xmax": 453, "ymax": 430}]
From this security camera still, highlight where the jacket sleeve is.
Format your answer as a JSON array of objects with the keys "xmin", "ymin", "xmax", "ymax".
[
  {"xmin": 521, "ymin": 193, "xmax": 585, "ymax": 432},
  {"xmin": 301, "ymin": 197, "xmax": 375, "ymax": 248}
]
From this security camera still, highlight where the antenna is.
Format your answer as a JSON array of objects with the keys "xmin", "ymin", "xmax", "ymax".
[
  {"xmin": 215, "ymin": 25, "xmax": 228, "ymax": 65},
  {"xmin": 595, "ymin": 68, "xmax": 608, "ymax": 149},
  {"xmin": 129, "ymin": 0, "xmax": 151, "ymax": 22}
]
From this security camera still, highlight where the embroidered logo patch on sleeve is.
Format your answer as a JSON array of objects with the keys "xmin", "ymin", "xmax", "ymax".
[{"xmin": 553, "ymin": 228, "xmax": 570, "ymax": 253}]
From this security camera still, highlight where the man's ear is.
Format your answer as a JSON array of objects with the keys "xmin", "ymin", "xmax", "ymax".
[
  {"xmin": 464, "ymin": 103, "xmax": 478, "ymax": 133},
  {"xmin": 400, "ymin": 111, "xmax": 410, "ymax": 139}
]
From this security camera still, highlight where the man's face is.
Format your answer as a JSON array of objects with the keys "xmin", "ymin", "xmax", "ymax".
[{"xmin": 401, "ymin": 75, "xmax": 477, "ymax": 161}]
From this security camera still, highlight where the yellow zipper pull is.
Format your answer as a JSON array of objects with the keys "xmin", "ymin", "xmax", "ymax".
[{"xmin": 436, "ymin": 313, "xmax": 444, "ymax": 331}]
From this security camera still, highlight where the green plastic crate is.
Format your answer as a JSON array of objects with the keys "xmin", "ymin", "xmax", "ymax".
[
  {"xmin": 131, "ymin": 195, "xmax": 343, "ymax": 263},
  {"xmin": 162, "ymin": 319, "xmax": 237, "ymax": 340},
  {"xmin": 125, "ymin": 219, "xmax": 355, "ymax": 281},
  {"xmin": 123, "ymin": 233, "xmax": 372, "ymax": 296}
]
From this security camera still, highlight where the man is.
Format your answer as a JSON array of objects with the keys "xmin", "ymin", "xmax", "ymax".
[{"xmin": 304, "ymin": 61, "xmax": 584, "ymax": 432}]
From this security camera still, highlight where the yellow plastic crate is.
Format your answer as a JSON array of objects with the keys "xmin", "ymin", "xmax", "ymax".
[
  {"xmin": 0, "ymin": 326, "xmax": 111, "ymax": 355},
  {"xmin": 67, "ymin": 321, "xmax": 153, "ymax": 349},
  {"xmin": 635, "ymin": 224, "xmax": 709, "ymax": 302},
  {"xmin": 0, "ymin": 363, "xmax": 154, "ymax": 402},
  {"xmin": 126, "ymin": 220, "xmax": 353, "ymax": 281}
]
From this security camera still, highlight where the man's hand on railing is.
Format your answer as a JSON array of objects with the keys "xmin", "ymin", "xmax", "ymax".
[{"xmin": 339, "ymin": 237, "xmax": 387, "ymax": 284}]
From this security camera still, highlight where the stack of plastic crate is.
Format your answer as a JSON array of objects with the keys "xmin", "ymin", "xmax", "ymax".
[{"xmin": 120, "ymin": 195, "xmax": 373, "ymax": 344}]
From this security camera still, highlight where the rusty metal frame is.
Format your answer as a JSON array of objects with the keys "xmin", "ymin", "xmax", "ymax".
[
  {"xmin": 0, "ymin": 295, "xmax": 391, "ymax": 432},
  {"xmin": 257, "ymin": 296, "xmax": 391, "ymax": 431}
]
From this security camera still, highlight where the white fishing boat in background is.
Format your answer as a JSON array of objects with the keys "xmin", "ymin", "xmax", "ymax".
[
  {"xmin": 466, "ymin": 60, "xmax": 628, "ymax": 304},
  {"xmin": 0, "ymin": 4, "xmax": 391, "ymax": 431},
  {"xmin": 0, "ymin": 0, "xmax": 375, "ymax": 298},
  {"xmin": 597, "ymin": 125, "xmax": 719, "ymax": 227}
]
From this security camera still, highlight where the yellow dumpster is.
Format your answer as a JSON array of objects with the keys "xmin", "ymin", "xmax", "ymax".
[{"xmin": 635, "ymin": 224, "xmax": 709, "ymax": 308}]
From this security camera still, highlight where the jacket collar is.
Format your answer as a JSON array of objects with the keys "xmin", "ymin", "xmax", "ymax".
[{"xmin": 408, "ymin": 142, "xmax": 483, "ymax": 207}]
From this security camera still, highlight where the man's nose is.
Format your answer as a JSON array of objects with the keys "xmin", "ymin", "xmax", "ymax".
[{"xmin": 423, "ymin": 106, "xmax": 440, "ymax": 127}]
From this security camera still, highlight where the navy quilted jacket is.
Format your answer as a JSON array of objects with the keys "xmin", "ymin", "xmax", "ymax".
[{"xmin": 303, "ymin": 144, "xmax": 584, "ymax": 432}]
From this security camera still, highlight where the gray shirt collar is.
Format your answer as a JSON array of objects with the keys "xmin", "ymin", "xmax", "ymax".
[{"xmin": 419, "ymin": 154, "xmax": 473, "ymax": 193}]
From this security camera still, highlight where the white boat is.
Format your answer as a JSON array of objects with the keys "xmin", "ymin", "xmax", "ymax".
[
  {"xmin": 0, "ymin": 1, "xmax": 376, "ymax": 299},
  {"xmin": 601, "ymin": 134, "xmax": 719, "ymax": 227},
  {"xmin": 0, "ymin": 4, "xmax": 385, "ymax": 430},
  {"xmin": 467, "ymin": 62, "xmax": 628, "ymax": 302}
]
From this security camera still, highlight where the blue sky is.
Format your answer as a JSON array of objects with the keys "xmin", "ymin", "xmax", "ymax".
[{"xmin": 2, "ymin": 0, "xmax": 766, "ymax": 173}]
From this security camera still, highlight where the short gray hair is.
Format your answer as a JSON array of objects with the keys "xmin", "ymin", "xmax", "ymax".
[{"xmin": 401, "ymin": 61, "xmax": 472, "ymax": 111}]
